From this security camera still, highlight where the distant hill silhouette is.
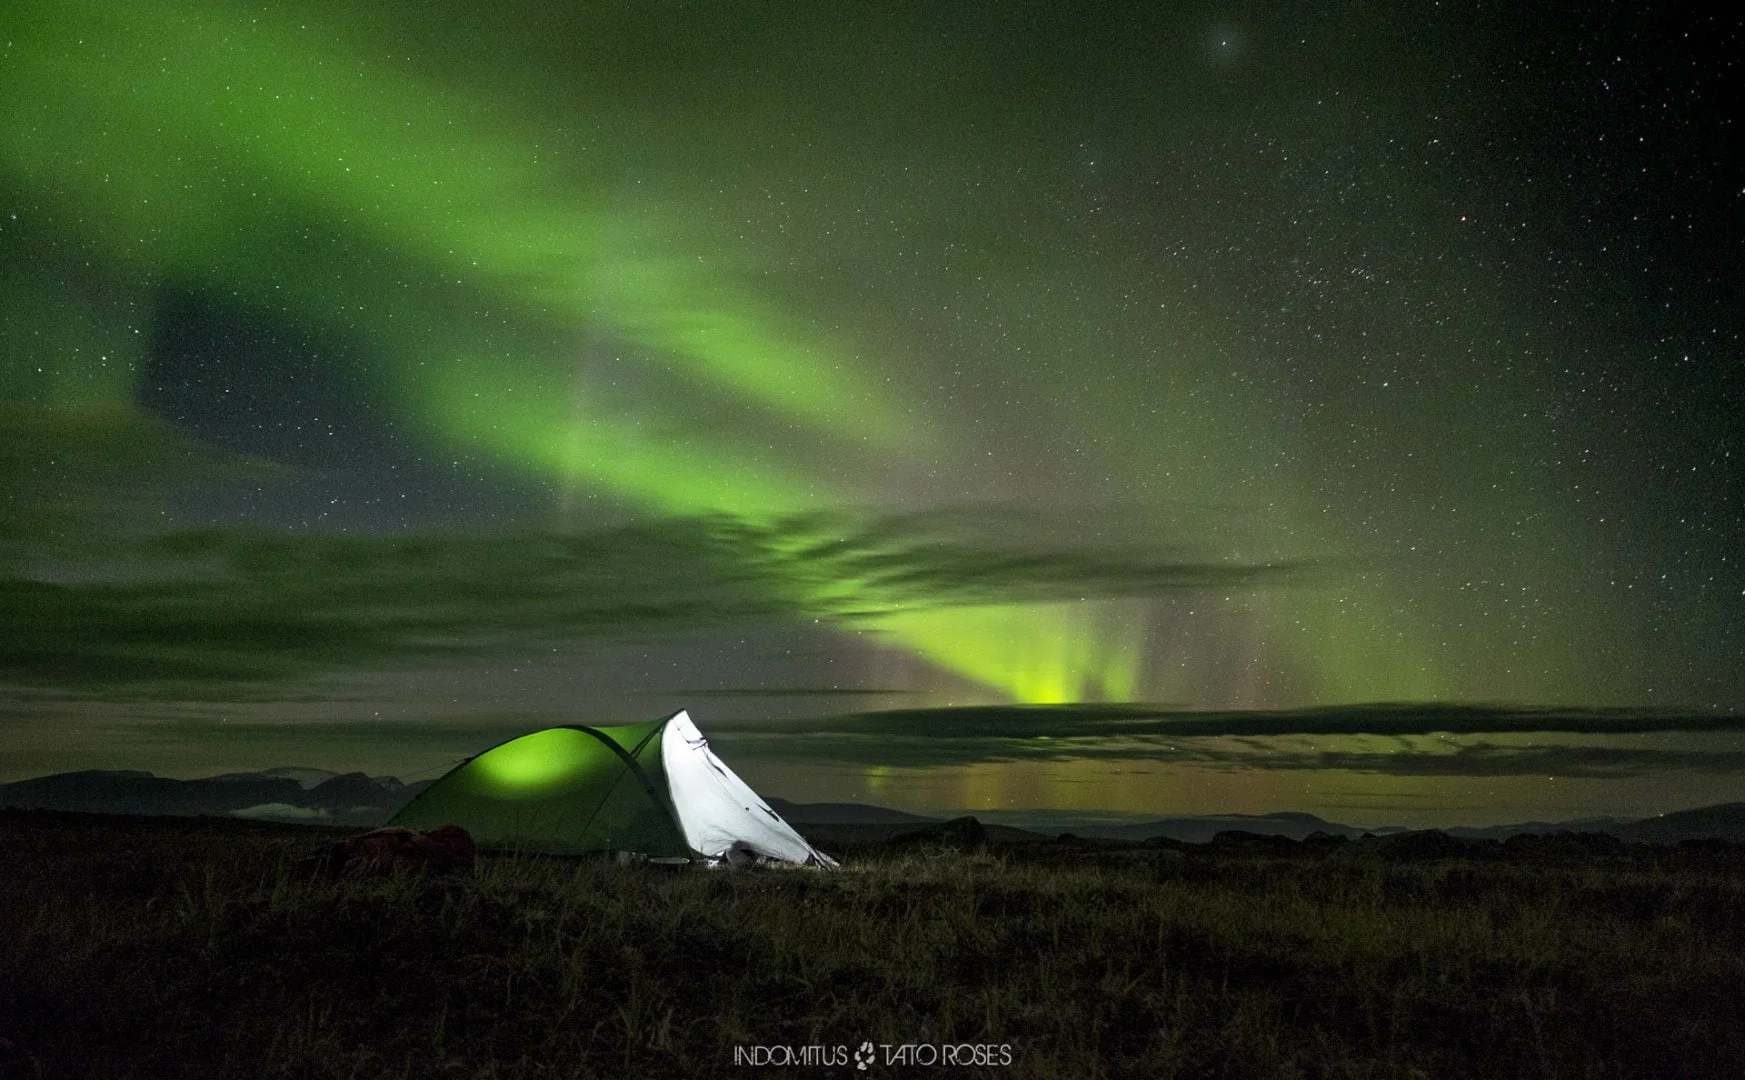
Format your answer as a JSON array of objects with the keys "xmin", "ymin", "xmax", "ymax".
[
  {"xmin": 0, "ymin": 768, "xmax": 427, "ymax": 827},
  {"xmin": 7, "ymin": 769, "xmax": 1745, "ymax": 845},
  {"xmin": 1610, "ymin": 803, "xmax": 1745, "ymax": 844},
  {"xmin": 764, "ymin": 801, "xmax": 1745, "ymax": 847},
  {"xmin": 1046, "ymin": 811, "xmax": 1388, "ymax": 844}
]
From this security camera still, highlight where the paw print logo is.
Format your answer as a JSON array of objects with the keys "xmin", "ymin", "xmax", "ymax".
[{"xmin": 854, "ymin": 1041, "xmax": 876, "ymax": 1070}]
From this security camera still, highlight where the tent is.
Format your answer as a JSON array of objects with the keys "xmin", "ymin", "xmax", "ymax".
[{"xmin": 388, "ymin": 710, "xmax": 837, "ymax": 868}]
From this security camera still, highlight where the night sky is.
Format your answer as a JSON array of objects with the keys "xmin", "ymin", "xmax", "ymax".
[{"xmin": 4, "ymin": 0, "xmax": 1742, "ymax": 827}]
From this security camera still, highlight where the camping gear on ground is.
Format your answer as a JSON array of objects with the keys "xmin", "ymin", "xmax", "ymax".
[{"xmin": 322, "ymin": 824, "xmax": 477, "ymax": 877}]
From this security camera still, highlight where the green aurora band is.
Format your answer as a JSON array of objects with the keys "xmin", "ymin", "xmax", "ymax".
[{"xmin": 2, "ymin": 0, "xmax": 1614, "ymax": 708}]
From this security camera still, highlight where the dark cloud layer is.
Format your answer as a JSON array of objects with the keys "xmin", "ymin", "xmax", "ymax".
[
  {"xmin": 710, "ymin": 703, "xmax": 1745, "ymax": 776},
  {"xmin": 717, "ymin": 727, "xmax": 1745, "ymax": 780},
  {"xmin": 733, "ymin": 702, "xmax": 1745, "ymax": 740},
  {"xmin": 714, "ymin": 730, "xmax": 1745, "ymax": 779},
  {"xmin": 0, "ymin": 510, "xmax": 1293, "ymax": 693},
  {"xmin": 1271, "ymin": 744, "xmax": 1745, "ymax": 779}
]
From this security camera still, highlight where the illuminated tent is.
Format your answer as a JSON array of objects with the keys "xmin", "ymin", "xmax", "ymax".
[{"xmin": 388, "ymin": 711, "xmax": 837, "ymax": 868}]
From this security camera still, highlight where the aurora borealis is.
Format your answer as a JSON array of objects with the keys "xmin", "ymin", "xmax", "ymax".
[{"xmin": 3, "ymin": 1, "xmax": 1741, "ymax": 826}]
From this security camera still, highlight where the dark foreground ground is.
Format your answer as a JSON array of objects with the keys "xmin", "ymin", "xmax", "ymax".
[{"xmin": 3, "ymin": 810, "xmax": 1743, "ymax": 1079}]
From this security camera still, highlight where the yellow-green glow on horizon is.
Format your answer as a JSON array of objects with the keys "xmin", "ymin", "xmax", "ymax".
[{"xmin": 865, "ymin": 601, "xmax": 1146, "ymax": 704}]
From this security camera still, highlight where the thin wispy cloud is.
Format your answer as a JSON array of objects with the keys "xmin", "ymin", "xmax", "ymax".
[
  {"xmin": 1, "ymin": 506, "xmax": 1295, "ymax": 693},
  {"xmin": 714, "ymin": 729, "xmax": 1745, "ymax": 779},
  {"xmin": 735, "ymin": 703, "xmax": 1745, "ymax": 739},
  {"xmin": 710, "ymin": 703, "xmax": 1745, "ymax": 776}
]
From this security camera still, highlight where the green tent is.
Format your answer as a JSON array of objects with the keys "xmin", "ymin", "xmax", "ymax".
[{"xmin": 389, "ymin": 710, "xmax": 836, "ymax": 867}]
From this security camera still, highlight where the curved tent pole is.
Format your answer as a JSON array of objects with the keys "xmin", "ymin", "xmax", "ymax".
[{"xmin": 570, "ymin": 719, "xmax": 688, "ymax": 850}]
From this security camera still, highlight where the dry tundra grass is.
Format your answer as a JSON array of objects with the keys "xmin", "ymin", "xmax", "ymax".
[{"xmin": 3, "ymin": 810, "xmax": 1743, "ymax": 1079}]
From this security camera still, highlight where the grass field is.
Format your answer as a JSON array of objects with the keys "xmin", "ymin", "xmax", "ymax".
[{"xmin": 3, "ymin": 810, "xmax": 1743, "ymax": 1079}]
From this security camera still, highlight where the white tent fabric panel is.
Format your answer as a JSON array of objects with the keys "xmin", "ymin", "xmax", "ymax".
[{"xmin": 660, "ymin": 710, "xmax": 839, "ymax": 868}]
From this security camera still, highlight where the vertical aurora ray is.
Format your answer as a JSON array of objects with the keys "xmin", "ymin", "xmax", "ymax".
[{"xmin": 864, "ymin": 601, "xmax": 1147, "ymax": 705}]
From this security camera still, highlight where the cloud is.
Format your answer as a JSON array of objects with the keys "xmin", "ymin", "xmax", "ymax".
[
  {"xmin": 730, "ymin": 504, "xmax": 1309, "ymax": 612},
  {"xmin": 1, "ymin": 506, "xmax": 1295, "ymax": 693},
  {"xmin": 709, "ymin": 703, "xmax": 1745, "ymax": 775},
  {"xmin": 1264, "ymin": 744, "xmax": 1745, "ymax": 778},
  {"xmin": 712, "ymin": 728, "xmax": 1745, "ymax": 779},
  {"xmin": 134, "ymin": 714, "xmax": 545, "ymax": 748},
  {"xmin": 673, "ymin": 687, "xmax": 921, "ymax": 698},
  {"xmin": 735, "ymin": 702, "xmax": 1745, "ymax": 739}
]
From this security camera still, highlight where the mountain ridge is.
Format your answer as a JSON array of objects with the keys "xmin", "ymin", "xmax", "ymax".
[{"xmin": 6, "ymin": 769, "xmax": 1745, "ymax": 844}]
